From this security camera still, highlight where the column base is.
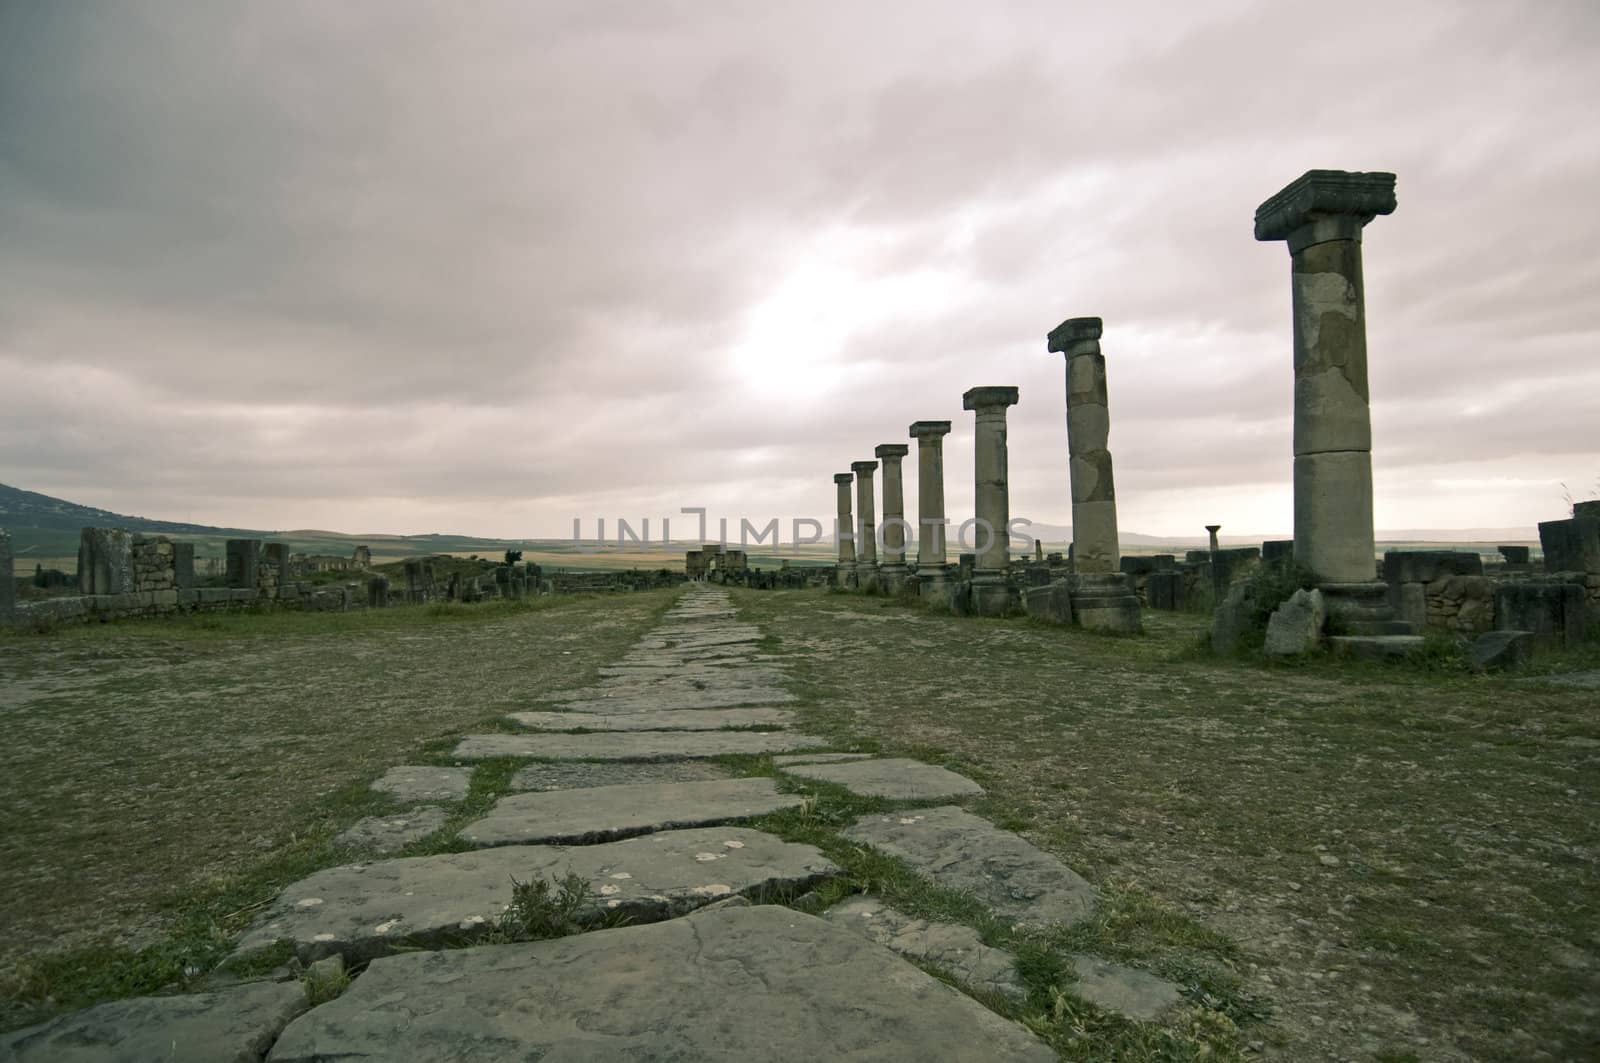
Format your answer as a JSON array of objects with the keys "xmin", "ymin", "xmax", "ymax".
[
  {"xmin": 835, "ymin": 563, "xmax": 857, "ymax": 590},
  {"xmin": 855, "ymin": 562, "xmax": 880, "ymax": 592},
  {"xmin": 1067, "ymin": 573, "xmax": 1142, "ymax": 634},
  {"xmin": 878, "ymin": 563, "xmax": 910, "ymax": 594},
  {"xmin": 970, "ymin": 572, "xmax": 1014, "ymax": 617}
]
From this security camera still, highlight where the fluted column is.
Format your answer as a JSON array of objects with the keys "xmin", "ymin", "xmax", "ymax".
[
  {"xmin": 851, "ymin": 459, "xmax": 879, "ymax": 591},
  {"xmin": 910, "ymin": 420, "xmax": 952, "ymax": 595},
  {"xmin": 1255, "ymin": 168, "xmax": 1396, "ymax": 585},
  {"xmin": 833, "ymin": 472, "xmax": 855, "ymax": 587},
  {"xmin": 875, "ymin": 443, "xmax": 910, "ymax": 589},
  {"xmin": 962, "ymin": 386, "xmax": 1019, "ymax": 615},
  {"xmin": 1047, "ymin": 316, "xmax": 1121, "ymax": 573}
]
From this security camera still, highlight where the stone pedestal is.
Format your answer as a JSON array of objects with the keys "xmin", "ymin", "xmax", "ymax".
[
  {"xmin": 1256, "ymin": 169, "xmax": 1395, "ymax": 585},
  {"xmin": 368, "ymin": 576, "xmax": 390, "ymax": 608},
  {"xmin": 1067, "ymin": 573, "xmax": 1142, "ymax": 633},
  {"xmin": 875, "ymin": 443, "xmax": 911, "ymax": 590},
  {"xmin": 963, "ymin": 387, "xmax": 1019, "ymax": 616},
  {"xmin": 852, "ymin": 460, "xmax": 880, "ymax": 591},
  {"xmin": 79, "ymin": 528, "xmax": 136, "ymax": 595},
  {"xmin": 834, "ymin": 472, "xmax": 856, "ymax": 588},
  {"xmin": 910, "ymin": 421, "xmax": 953, "ymax": 598},
  {"xmin": 1048, "ymin": 317, "xmax": 1122, "ymax": 574}
]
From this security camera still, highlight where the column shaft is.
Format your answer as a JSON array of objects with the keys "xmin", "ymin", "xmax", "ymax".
[
  {"xmin": 833, "ymin": 473, "xmax": 855, "ymax": 570},
  {"xmin": 875, "ymin": 444, "xmax": 910, "ymax": 574},
  {"xmin": 1048, "ymin": 316, "xmax": 1120, "ymax": 574}
]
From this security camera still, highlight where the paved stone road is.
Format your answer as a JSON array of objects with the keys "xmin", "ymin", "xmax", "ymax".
[{"xmin": 1, "ymin": 584, "xmax": 1182, "ymax": 1061}]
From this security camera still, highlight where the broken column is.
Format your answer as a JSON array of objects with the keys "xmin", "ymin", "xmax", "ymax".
[
  {"xmin": 852, "ymin": 460, "xmax": 880, "ymax": 591},
  {"xmin": 875, "ymin": 444, "xmax": 911, "ymax": 591},
  {"xmin": 834, "ymin": 472, "xmax": 856, "ymax": 588},
  {"xmin": 962, "ymin": 387, "xmax": 1019, "ymax": 616},
  {"xmin": 1255, "ymin": 169, "xmax": 1396, "ymax": 589},
  {"xmin": 909, "ymin": 420, "xmax": 953, "ymax": 598},
  {"xmin": 1047, "ymin": 316, "xmax": 1122, "ymax": 573}
]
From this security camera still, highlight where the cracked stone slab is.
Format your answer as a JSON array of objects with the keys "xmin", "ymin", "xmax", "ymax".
[
  {"xmin": 452, "ymin": 730, "xmax": 825, "ymax": 761},
  {"xmin": 507, "ymin": 707, "xmax": 795, "ymax": 731},
  {"xmin": 825, "ymin": 896, "xmax": 1026, "ymax": 1002},
  {"xmin": 510, "ymin": 760, "xmax": 736, "ymax": 791},
  {"xmin": 0, "ymin": 980, "xmax": 308, "ymax": 1063},
  {"xmin": 370, "ymin": 765, "xmax": 472, "ymax": 803},
  {"xmin": 236, "ymin": 827, "xmax": 836, "ymax": 964},
  {"xmin": 334, "ymin": 805, "xmax": 449, "ymax": 854},
  {"xmin": 264, "ymin": 905, "xmax": 1056, "ymax": 1063},
  {"xmin": 782, "ymin": 758, "xmax": 984, "ymax": 800},
  {"xmin": 773, "ymin": 752, "xmax": 877, "ymax": 766},
  {"xmin": 844, "ymin": 806, "xmax": 1096, "ymax": 927},
  {"xmin": 461, "ymin": 778, "xmax": 803, "ymax": 846}
]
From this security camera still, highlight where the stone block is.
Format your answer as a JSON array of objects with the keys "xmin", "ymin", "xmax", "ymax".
[
  {"xmin": 368, "ymin": 576, "xmax": 390, "ymax": 608},
  {"xmin": 77, "ymin": 527, "xmax": 135, "ymax": 594},
  {"xmin": 1574, "ymin": 500, "xmax": 1600, "ymax": 520},
  {"xmin": 1021, "ymin": 580, "xmax": 1073, "ymax": 624},
  {"xmin": 1211, "ymin": 579, "xmax": 1258, "ymax": 655},
  {"xmin": 1262, "ymin": 539, "xmax": 1295, "ymax": 569},
  {"xmin": 0, "ymin": 529, "xmax": 13, "ymax": 618},
  {"xmin": 1147, "ymin": 571, "xmax": 1185, "ymax": 611},
  {"xmin": 1382, "ymin": 550, "xmax": 1484, "ymax": 584},
  {"xmin": 1539, "ymin": 516, "xmax": 1600, "ymax": 575},
  {"xmin": 1067, "ymin": 572, "xmax": 1141, "ymax": 633},
  {"xmin": 225, "ymin": 539, "xmax": 261, "ymax": 589},
  {"xmin": 1213, "ymin": 546, "xmax": 1262, "ymax": 589},
  {"xmin": 1393, "ymin": 581, "xmax": 1427, "ymax": 629},
  {"xmin": 1264, "ymin": 588, "xmax": 1325, "ymax": 656},
  {"xmin": 172, "ymin": 541, "xmax": 195, "ymax": 588},
  {"xmin": 1498, "ymin": 545, "xmax": 1531, "ymax": 565},
  {"xmin": 969, "ymin": 576, "xmax": 1013, "ymax": 617},
  {"xmin": 1494, "ymin": 582, "xmax": 1588, "ymax": 649},
  {"xmin": 1470, "ymin": 629, "xmax": 1536, "ymax": 672}
]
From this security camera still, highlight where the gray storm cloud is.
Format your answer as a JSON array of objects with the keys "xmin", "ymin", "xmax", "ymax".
[{"xmin": 2, "ymin": 0, "xmax": 1596, "ymax": 537}]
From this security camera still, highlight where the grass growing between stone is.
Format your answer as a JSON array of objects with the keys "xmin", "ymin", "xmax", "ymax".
[
  {"xmin": 728, "ymin": 587, "xmax": 1600, "ymax": 1063},
  {"xmin": 0, "ymin": 588, "xmax": 679, "ymax": 1031}
]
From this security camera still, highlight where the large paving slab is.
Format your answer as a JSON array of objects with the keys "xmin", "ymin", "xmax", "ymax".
[
  {"xmin": 823, "ymin": 897, "xmax": 1182, "ymax": 1019},
  {"xmin": 825, "ymin": 896, "xmax": 1026, "ymax": 1002},
  {"xmin": 773, "ymin": 752, "xmax": 877, "ymax": 766},
  {"xmin": 782, "ymin": 757, "xmax": 984, "ymax": 800},
  {"xmin": 236, "ymin": 827, "xmax": 837, "ymax": 963},
  {"xmin": 460, "ymin": 778, "xmax": 803, "ymax": 846},
  {"xmin": 264, "ymin": 905, "xmax": 1056, "ymax": 1063},
  {"xmin": 334, "ymin": 805, "xmax": 449, "ymax": 854},
  {"xmin": 844, "ymin": 806, "xmax": 1096, "ymax": 926},
  {"xmin": 556, "ymin": 687, "xmax": 797, "ymax": 713},
  {"xmin": 510, "ymin": 760, "xmax": 735, "ymax": 791},
  {"xmin": 370, "ymin": 764, "xmax": 472, "ymax": 803},
  {"xmin": 507, "ymin": 707, "xmax": 795, "ymax": 731},
  {"xmin": 0, "ymin": 980, "xmax": 308, "ymax": 1063},
  {"xmin": 452, "ymin": 729, "xmax": 826, "ymax": 761}
]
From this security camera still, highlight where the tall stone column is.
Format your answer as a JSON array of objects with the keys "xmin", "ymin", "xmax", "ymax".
[
  {"xmin": 1255, "ymin": 169, "xmax": 1396, "ymax": 586},
  {"xmin": 962, "ymin": 386, "xmax": 1019, "ymax": 615},
  {"xmin": 0, "ymin": 529, "xmax": 14, "ymax": 621},
  {"xmin": 833, "ymin": 472, "xmax": 856, "ymax": 588},
  {"xmin": 909, "ymin": 420, "xmax": 953, "ymax": 596},
  {"xmin": 851, "ymin": 459, "xmax": 879, "ymax": 591},
  {"xmin": 1047, "ymin": 316, "xmax": 1121, "ymax": 573},
  {"xmin": 875, "ymin": 443, "xmax": 911, "ymax": 590}
]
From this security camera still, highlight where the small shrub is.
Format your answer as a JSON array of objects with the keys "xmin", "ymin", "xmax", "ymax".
[
  {"xmin": 498, "ymin": 871, "xmax": 592, "ymax": 941},
  {"xmin": 303, "ymin": 961, "xmax": 351, "ymax": 1006}
]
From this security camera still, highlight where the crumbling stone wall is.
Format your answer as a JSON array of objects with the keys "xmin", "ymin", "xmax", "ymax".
[{"xmin": 1383, "ymin": 551, "xmax": 1493, "ymax": 634}]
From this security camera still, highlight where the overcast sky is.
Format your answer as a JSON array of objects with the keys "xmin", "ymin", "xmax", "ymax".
[{"xmin": 2, "ymin": 1, "xmax": 1597, "ymax": 541}]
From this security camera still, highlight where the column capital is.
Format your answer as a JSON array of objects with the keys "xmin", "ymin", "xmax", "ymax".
[
  {"xmin": 833, "ymin": 472, "xmax": 854, "ymax": 485},
  {"xmin": 962, "ymin": 386, "xmax": 1019, "ymax": 412},
  {"xmin": 850, "ymin": 460, "xmax": 878, "ymax": 476},
  {"xmin": 1255, "ymin": 169, "xmax": 1396, "ymax": 252},
  {"xmin": 1047, "ymin": 316, "xmax": 1102, "ymax": 356},
  {"xmin": 874, "ymin": 443, "xmax": 909, "ymax": 461},
  {"xmin": 909, "ymin": 420, "xmax": 952, "ymax": 440}
]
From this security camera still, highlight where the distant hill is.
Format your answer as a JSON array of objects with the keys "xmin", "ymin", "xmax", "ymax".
[{"xmin": 0, "ymin": 482, "xmax": 259, "ymax": 536}]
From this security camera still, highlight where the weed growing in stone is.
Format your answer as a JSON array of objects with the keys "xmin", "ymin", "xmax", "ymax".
[{"xmin": 497, "ymin": 872, "xmax": 592, "ymax": 941}]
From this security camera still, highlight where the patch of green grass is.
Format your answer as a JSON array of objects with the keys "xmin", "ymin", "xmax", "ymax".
[{"xmin": 302, "ymin": 960, "xmax": 351, "ymax": 1006}]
